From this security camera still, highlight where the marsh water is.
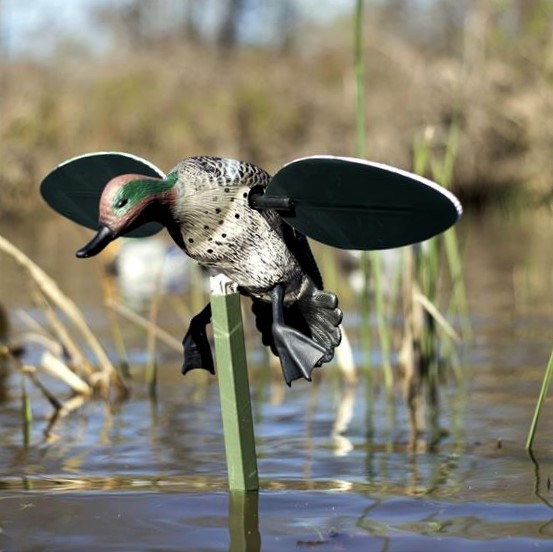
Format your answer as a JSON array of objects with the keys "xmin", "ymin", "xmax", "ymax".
[{"xmin": 1, "ymin": 208, "xmax": 553, "ymax": 551}]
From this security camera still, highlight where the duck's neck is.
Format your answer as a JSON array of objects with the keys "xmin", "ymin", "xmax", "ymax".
[
  {"xmin": 152, "ymin": 171, "xmax": 187, "ymax": 249},
  {"xmin": 122, "ymin": 173, "xmax": 177, "ymax": 216},
  {"xmin": 132, "ymin": 172, "xmax": 178, "ymax": 205}
]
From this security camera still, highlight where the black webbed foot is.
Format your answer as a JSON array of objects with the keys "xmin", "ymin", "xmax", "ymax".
[
  {"xmin": 270, "ymin": 284, "xmax": 329, "ymax": 386},
  {"xmin": 182, "ymin": 303, "xmax": 215, "ymax": 375}
]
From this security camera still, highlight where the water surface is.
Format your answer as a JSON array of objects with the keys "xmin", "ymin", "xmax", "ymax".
[{"xmin": 0, "ymin": 210, "xmax": 552, "ymax": 551}]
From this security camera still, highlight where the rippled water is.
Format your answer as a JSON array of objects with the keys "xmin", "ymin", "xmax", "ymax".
[{"xmin": 0, "ymin": 209, "xmax": 553, "ymax": 550}]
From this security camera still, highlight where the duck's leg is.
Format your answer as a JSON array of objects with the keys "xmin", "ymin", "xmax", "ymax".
[
  {"xmin": 270, "ymin": 284, "xmax": 328, "ymax": 386},
  {"xmin": 182, "ymin": 303, "xmax": 215, "ymax": 375}
]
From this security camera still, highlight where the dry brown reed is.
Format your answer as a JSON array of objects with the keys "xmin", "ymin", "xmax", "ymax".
[
  {"xmin": 0, "ymin": 233, "xmax": 125, "ymax": 405},
  {"xmin": 104, "ymin": 298, "xmax": 182, "ymax": 353}
]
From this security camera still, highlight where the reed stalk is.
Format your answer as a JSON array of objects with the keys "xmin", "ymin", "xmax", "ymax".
[
  {"xmin": 145, "ymin": 270, "xmax": 163, "ymax": 398},
  {"xmin": 430, "ymin": 121, "xmax": 471, "ymax": 338},
  {"xmin": 526, "ymin": 347, "xmax": 553, "ymax": 451},
  {"xmin": 20, "ymin": 373, "xmax": 32, "ymax": 446},
  {"xmin": 30, "ymin": 285, "xmax": 94, "ymax": 376},
  {"xmin": 3, "ymin": 335, "xmax": 95, "ymax": 436},
  {"xmin": 370, "ymin": 251, "xmax": 394, "ymax": 390},
  {"xmin": 101, "ymin": 275, "xmax": 130, "ymax": 377},
  {"xmin": 425, "ymin": 124, "xmax": 468, "ymax": 391},
  {"xmin": 359, "ymin": 252, "xmax": 372, "ymax": 373},
  {"xmin": 400, "ymin": 124, "xmax": 467, "ymax": 435},
  {"xmin": 354, "ymin": 0, "xmax": 366, "ymax": 159},
  {"xmin": 39, "ymin": 351, "xmax": 91, "ymax": 395},
  {"xmin": 354, "ymin": 0, "xmax": 393, "ymax": 390},
  {"xmin": 105, "ymin": 298, "xmax": 182, "ymax": 352},
  {"xmin": 168, "ymin": 295, "xmax": 192, "ymax": 325},
  {"xmin": 413, "ymin": 293, "xmax": 460, "ymax": 344},
  {"xmin": 25, "ymin": 367, "xmax": 63, "ymax": 410},
  {"xmin": 354, "ymin": 0, "xmax": 371, "ymax": 371},
  {"xmin": 415, "ymin": 122, "xmax": 468, "ymax": 345}
]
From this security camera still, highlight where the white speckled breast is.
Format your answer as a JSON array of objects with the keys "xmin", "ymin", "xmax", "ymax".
[{"xmin": 169, "ymin": 157, "xmax": 304, "ymax": 300}]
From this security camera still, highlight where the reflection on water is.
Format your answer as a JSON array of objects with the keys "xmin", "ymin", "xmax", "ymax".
[{"xmin": 0, "ymin": 210, "xmax": 553, "ymax": 549}]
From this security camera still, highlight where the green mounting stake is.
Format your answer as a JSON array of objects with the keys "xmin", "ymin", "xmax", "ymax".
[
  {"xmin": 228, "ymin": 491, "xmax": 261, "ymax": 550},
  {"xmin": 210, "ymin": 275, "xmax": 259, "ymax": 492}
]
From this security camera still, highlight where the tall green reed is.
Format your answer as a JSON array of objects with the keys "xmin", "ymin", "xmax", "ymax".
[
  {"xmin": 354, "ymin": 0, "xmax": 371, "ymax": 372},
  {"xmin": 353, "ymin": 2, "xmax": 467, "ymax": 439},
  {"xmin": 20, "ymin": 373, "xmax": 32, "ymax": 446},
  {"xmin": 354, "ymin": 0, "xmax": 394, "ymax": 392},
  {"xmin": 430, "ymin": 122, "xmax": 471, "ymax": 339},
  {"xmin": 395, "ymin": 121, "xmax": 469, "ymax": 445},
  {"xmin": 526, "ymin": 347, "xmax": 553, "ymax": 451}
]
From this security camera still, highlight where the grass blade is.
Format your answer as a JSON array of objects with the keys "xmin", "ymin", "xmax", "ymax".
[{"xmin": 526, "ymin": 347, "xmax": 553, "ymax": 451}]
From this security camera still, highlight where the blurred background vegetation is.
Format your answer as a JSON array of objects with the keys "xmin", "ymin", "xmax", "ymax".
[{"xmin": 1, "ymin": 0, "xmax": 553, "ymax": 220}]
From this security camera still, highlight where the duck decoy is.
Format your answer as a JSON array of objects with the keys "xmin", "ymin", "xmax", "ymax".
[{"xmin": 41, "ymin": 153, "xmax": 462, "ymax": 385}]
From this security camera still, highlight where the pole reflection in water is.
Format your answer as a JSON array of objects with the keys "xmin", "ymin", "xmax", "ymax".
[{"xmin": 228, "ymin": 491, "xmax": 261, "ymax": 552}]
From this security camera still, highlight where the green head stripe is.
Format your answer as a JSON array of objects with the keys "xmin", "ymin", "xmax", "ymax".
[
  {"xmin": 113, "ymin": 172, "xmax": 178, "ymax": 211},
  {"xmin": 125, "ymin": 172, "xmax": 176, "ymax": 200}
]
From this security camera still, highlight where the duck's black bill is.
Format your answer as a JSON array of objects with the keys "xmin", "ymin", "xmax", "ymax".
[{"xmin": 76, "ymin": 226, "xmax": 114, "ymax": 258}]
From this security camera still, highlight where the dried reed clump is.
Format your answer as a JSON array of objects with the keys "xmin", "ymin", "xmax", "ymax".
[{"xmin": 0, "ymin": 234, "xmax": 126, "ymax": 433}]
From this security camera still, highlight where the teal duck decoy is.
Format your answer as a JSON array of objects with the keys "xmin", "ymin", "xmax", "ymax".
[{"xmin": 76, "ymin": 156, "xmax": 342, "ymax": 385}]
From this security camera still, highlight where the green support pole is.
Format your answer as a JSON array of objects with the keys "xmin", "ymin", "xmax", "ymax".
[
  {"xmin": 228, "ymin": 491, "xmax": 261, "ymax": 550},
  {"xmin": 210, "ymin": 275, "xmax": 259, "ymax": 492}
]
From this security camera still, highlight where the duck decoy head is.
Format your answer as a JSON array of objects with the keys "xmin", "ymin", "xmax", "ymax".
[{"xmin": 75, "ymin": 173, "xmax": 169, "ymax": 258}]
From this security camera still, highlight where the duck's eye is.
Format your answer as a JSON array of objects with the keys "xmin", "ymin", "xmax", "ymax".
[{"xmin": 115, "ymin": 198, "xmax": 128, "ymax": 209}]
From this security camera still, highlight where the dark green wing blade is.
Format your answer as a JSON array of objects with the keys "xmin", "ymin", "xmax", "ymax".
[
  {"xmin": 40, "ymin": 152, "xmax": 165, "ymax": 238},
  {"xmin": 267, "ymin": 156, "xmax": 462, "ymax": 250}
]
